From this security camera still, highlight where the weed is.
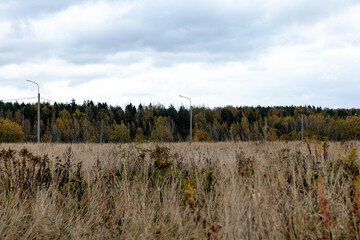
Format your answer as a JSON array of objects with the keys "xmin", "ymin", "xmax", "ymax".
[
  {"xmin": 316, "ymin": 177, "xmax": 333, "ymax": 239},
  {"xmin": 1, "ymin": 142, "xmax": 360, "ymax": 239},
  {"xmin": 235, "ymin": 151, "xmax": 253, "ymax": 177}
]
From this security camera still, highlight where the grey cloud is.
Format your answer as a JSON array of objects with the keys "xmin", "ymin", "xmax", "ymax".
[
  {"xmin": 0, "ymin": 0, "xmax": 359, "ymax": 100},
  {"xmin": 1, "ymin": 0, "xmax": 357, "ymax": 66},
  {"xmin": 73, "ymin": 1, "xmax": 266, "ymax": 53},
  {"xmin": 0, "ymin": 0, "xmax": 92, "ymax": 20},
  {"xmin": 73, "ymin": 0, "xmax": 359, "ymax": 65}
]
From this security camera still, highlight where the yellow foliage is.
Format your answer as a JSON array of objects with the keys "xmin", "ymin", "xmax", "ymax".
[
  {"xmin": 184, "ymin": 179, "xmax": 196, "ymax": 210},
  {"xmin": 110, "ymin": 121, "xmax": 131, "ymax": 143},
  {"xmin": 150, "ymin": 117, "xmax": 173, "ymax": 142},
  {"xmin": 267, "ymin": 127, "xmax": 278, "ymax": 141},
  {"xmin": 349, "ymin": 148, "xmax": 358, "ymax": 164},
  {"xmin": 193, "ymin": 129, "xmax": 212, "ymax": 142},
  {"xmin": 0, "ymin": 119, "xmax": 24, "ymax": 142},
  {"xmin": 134, "ymin": 127, "xmax": 145, "ymax": 142}
]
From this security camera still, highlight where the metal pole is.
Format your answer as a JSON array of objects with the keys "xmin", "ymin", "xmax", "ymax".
[
  {"xmin": 179, "ymin": 95, "xmax": 192, "ymax": 143},
  {"xmin": 301, "ymin": 110, "xmax": 304, "ymax": 142},
  {"xmin": 26, "ymin": 80, "xmax": 40, "ymax": 143},
  {"xmin": 190, "ymin": 105, "xmax": 192, "ymax": 143},
  {"xmin": 37, "ymin": 92, "xmax": 40, "ymax": 143}
]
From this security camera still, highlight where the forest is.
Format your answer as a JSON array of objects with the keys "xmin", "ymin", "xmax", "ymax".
[{"xmin": 1, "ymin": 99, "xmax": 360, "ymax": 143}]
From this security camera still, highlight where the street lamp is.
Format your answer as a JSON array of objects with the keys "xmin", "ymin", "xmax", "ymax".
[
  {"xmin": 179, "ymin": 95, "xmax": 192, "ymax": 143},
  {"xmin": 26, "ymin": 80, "xmax": 40, "ymax": 143},
  {"xmin": 301, "ymin": 110, "xmax": 304, "ymax": 142}
]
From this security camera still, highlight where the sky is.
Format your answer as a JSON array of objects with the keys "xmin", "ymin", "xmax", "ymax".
[{"xmin": 0, "ymin": 0, "xmax": 359, "ymax": 109}]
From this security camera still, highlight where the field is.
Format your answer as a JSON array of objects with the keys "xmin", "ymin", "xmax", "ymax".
[{"xmin": 0, "ymin": 141, "xmax": 360, "ymax": 239}]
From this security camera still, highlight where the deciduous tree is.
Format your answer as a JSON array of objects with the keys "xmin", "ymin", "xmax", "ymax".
[
  {"xmin": 0, "ymin": 119, "xmax": 24, "ymax": 142},
  {"xmin": 150, "ymin": 117, "xmax": 173, "ymax": 142},
  {"xmin": 109, "ymin": 121, "xmax": 131, "ymax": 143}
]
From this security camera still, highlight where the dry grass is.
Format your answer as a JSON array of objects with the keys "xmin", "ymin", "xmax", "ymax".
[{"xmin": 0, "ymin": 141, "xmax": 360, "ymax": 239}]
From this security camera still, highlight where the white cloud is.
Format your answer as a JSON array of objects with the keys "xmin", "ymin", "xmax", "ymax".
[
  {"xmin": 0, "ymin": 0, "xmax": 359, "ymax": 108},
  {"xmin": 0, "ymin": 21, "xmax": 11, "ymax": 39},
  {"xmin": 29, "ymin": 2, "xmax": 133, "ymax": 44}
]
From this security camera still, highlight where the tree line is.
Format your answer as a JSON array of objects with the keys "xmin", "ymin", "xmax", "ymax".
[{"xmin": 1, "ymin": 99, "xmax": 360, "ymax": 143}]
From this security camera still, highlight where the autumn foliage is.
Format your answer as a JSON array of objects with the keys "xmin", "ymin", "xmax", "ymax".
[
  {"xmin": 0, "ymin": 119, "xmax": 24, "ymax": 142},
  {"xmin": 150, "ymin": 116, "xmax": 173, "ymax": 142},
  {"xmin": 109, "ymin": 121, "xmax": 131, "ymax": 142},
  {"xmin": 194, "ymin": 129, "xmax": 212, "ymax": 142},
  {"xmin": 3, "ymin": 100, "xmax": 360, "ymax": 143}
]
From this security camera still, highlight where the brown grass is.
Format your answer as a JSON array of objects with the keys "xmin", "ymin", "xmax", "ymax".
[{"xmin": 0, "ymin": 141, "xmax": 360, "ymax": 239}]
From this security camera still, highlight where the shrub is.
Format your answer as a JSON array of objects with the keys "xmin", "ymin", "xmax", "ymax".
[
  {"xmin": 193, "ymin": 129, "xmax": 212, "ymax": 142},
  {"xmin": 0, "ymin": 119, "xmax": 24, "ymax": 142}
]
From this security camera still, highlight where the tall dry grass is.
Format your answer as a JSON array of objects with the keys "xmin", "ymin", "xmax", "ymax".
[{"xmin": 0, "ymin": 141, "xmax": 359, "ymax": 239}]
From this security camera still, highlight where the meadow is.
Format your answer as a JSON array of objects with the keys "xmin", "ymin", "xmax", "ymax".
[{"xmin": 0, "ymin": 140, "xmax": 359, "ymax": 239}]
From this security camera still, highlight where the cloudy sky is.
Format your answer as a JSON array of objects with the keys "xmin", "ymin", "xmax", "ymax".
[{"xmin": 0, "ymin": 0, "xmax": 359, "ymax": 108}]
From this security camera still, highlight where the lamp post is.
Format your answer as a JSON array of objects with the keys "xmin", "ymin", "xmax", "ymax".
[
  {"xmin": 26, "ymin": 80, "xmax": 40, "ymax": 143},
  {"xmin": 179, "ymin": 95, "xmax": 192, "ymax": 143},
  {"xmin": 301, "ymin": 110, "xmax": 304, "ymax": 142}
]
